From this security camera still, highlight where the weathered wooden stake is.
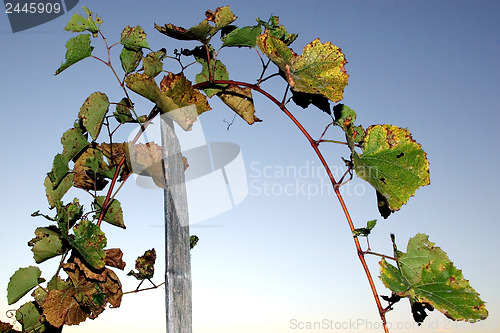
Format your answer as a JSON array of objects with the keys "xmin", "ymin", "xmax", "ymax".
[{"xmin": 161, "ymin": 116, "xmax": 192, "ymax": 333}]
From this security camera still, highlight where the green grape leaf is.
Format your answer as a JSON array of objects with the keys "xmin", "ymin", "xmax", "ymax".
[
  {"xmin": 190, "ymin": 235, "xmax": 199, "ymax": 249},
  {"xmin": 68, "ymin": 220, "xmax": 106, "ymax": 270},
  {"xmin": 120, "ymin": 26, "xmax": 149, "ymax": 51},
  {"xmin": 55, "ymin": 34, "xmax": 94, "ymax": 75},
  {"xmin": 31, "ymin": 286, "xmax": 48, "ymax": 307},
  {"xmin": 61, "ymin": 128, "xmax": 89, "ymax": 162},
  {"xmin": 125, "ymin": 73, "xmax": 196, "ymax": 131},
  {"xmin": 7, "ymin": 267, "xmax": 44, "ymax": 305},
  {"xmin": 160, "ymin": 72, "xmax": 211, "ymax": 116},
  {"xmin": 78, "ymin": 92, "xmax": 109, "ymax": 141},
  {"xmin": 257, "ymin": 35, "xmax": 349, "ymax": 102},
  {"xmin": 380, "ymin": 233, "xmax": 488, "ymax": 323},
  {"xmin": 221, "ymin": 25, "xmax": 261, "ymax": 47},
  {"xmin": 217, "ymin": 85, "xmax": 261, "ymax": 125},
  {"xmin": 28, "ymin": 227, "xmax": 64, "ymax": 263},
  {"xmin": 113, "ymin": 98, "xmax": 137, "ymax": 124},
  {"xmin": 55, "ymin": 198, "xmax": 83, "ymax": 236},
  {"xmin": 15, "ymin": 301, "xmax": 47, "ymax": 333},
  {"xmin": 333, "ymin": 104, "xmax": 365, "ymax": 149},
  {"xmin": 127, "ymin": 249, "xmax": 156, "ymax": 280},
  {"xmin": 120, "ymin": 47, "xmax": 143, "ymax": 74},
  {"xmin": 94, "ymin": 196, "xmax": 125, "ymax": 229},
  {"xmin": 47, "ymin": 154, "xmax": 69, "ymax": 186},
  {"xmin": 352, "ymin": 124, "xmax": 430, "ymax": 215},
  {"xmin": 257, "ymin": 15, "xmax": 297, "ymax": 46},
  {"xmin": 64, "ymin": 6, "xmax": 102, "ymax": 37},
  {"xmin": 352, "ymin": 219, "xmax": 377, "ymax": 237},
  {"xmin": 44, "ymin": 173, "xmax": 74, "ymax": 209},
  {"xmin": 155, "ymin": 6, "xmax": 236, "ymax": 43},
  {"xmin": 194, "ymin": 46, "xmax": 229, "ymax": 97},
  {"xmin": 125, "ymin": 73, "xmax": 177, "ymax": 112},
  {"xmin": 143, "ymin": 48, "xmax": 166, "ymax": 77}
]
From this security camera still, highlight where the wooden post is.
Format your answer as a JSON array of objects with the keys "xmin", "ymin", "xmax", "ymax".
[{"xmin": 161, "ymin": 116, "xmax": 192, "ymax": 333}]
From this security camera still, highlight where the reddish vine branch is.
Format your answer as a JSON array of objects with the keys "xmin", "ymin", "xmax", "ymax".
[
  {"xmin": 96, "ymin": 106, "xmax": 160, "ymax": 227},
  {"xmin": 97, "ymin": 76, "xmax": 389, "ymax": 331},
  {"xmin": 194, "ymin": 79, "xmax": 389, "ymax": 332}
]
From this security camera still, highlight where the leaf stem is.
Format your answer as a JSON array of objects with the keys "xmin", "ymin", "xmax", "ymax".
[
  {"xmin": 364, "ymin": 251, "xmax": 397, "ymax": 262},
  {"xmin": 316, "ymin": 139, "xmax": 349, "ymax": 145},
  {"xmin": 123, "ymin": 281, "xmax": 165, "ymax": 295}
]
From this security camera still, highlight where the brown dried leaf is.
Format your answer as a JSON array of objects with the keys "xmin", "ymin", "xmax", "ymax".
[
  {"xmin": 43, "ymin": 257, "xmax": 123, "ymax": 327},
  {"xmin": 72, "ymin": 146, "xmax": 108, "ymax": 191},
  {"xmin": 99, "ymin": 142, "xmax": 131, "ymax": 179},
  {"xmin": 67, "ymin": 257, "xmax": 108, "ymax": 282},
  {"xmin": 105, "ymin": 248, "xmax": 126, "ymax": 270},
  {"xmin": 130, "ymin": 142, "xmax": 165, "ymax": 189},
  {"xmin": 0, "ymin": 320, "xmax": 20, "ymax": 333},
  {"xmin": 43, "ymin": 289, "xmax": 89, "ymax": 327}
]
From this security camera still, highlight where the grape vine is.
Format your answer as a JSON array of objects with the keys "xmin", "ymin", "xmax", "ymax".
[{"xmin": 1, "ymin": 6, "xmax": 487, "ymax": 333}]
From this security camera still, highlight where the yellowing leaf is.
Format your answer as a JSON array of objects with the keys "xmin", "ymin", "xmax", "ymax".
[
  {"xmin": 78, "ymin": 92, "xmax": 109, "ymax": 141},
  {"xmin": 68, "ymin": 220, "xmax": 106, "ymax": 270},
  {"xmin": 44, "ymin": 173, "xmax": 74, "ymax": 209},
  {"xmin": 94, "ymin": 197, "xmax": 125, "ymax": 229},
  {"xmin": 353, "ymin": 125, "xmax": 430, "ymax": 215},
  {"xmin": 217, "ymin": 85, "xmax": 261, "ymax": 125},
  {"xmin": 160, "ymin": 72, "xmax": 211, "ymax": 116},
  {"xmin": 125, "ymin": 73, "xmax": 197, "ymax": 131},
  {"xmin": 120, "ymin": 26, "xmax": 149, "ymax": 51},
  {"xmin": 64, "ymin": 7, "xmax": 102, "ymax": 36},
  {"xmin": 257, "ymin": 35, "xmax": 349, "ymax": 102}
]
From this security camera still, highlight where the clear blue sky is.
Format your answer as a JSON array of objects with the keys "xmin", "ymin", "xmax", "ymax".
[{"xmin": 1, "ymin": 1, "xmax": 499, "ymax": 332}]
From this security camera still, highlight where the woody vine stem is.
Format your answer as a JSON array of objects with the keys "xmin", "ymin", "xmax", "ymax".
[{"xmin": 195, "ymin": 79, "xmax": 389, "ymax": 332}]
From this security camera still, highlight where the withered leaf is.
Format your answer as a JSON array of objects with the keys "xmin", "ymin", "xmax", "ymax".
[
  {"xmin": 160, "ymin": 73, "xmax": 211, "ymax": 130},
  {"xmin": 104, "ymin": 248, "xmax": 126, "ymax": 270},
  {"xmin": 130, "ymin": 142, "xmax": 165, "ymax": 189},
  {"xmin": 72, "ymin": 145, "xmax": 108, "ymax": 191},
  {"xmin": 43, "ymin": 257, "xmax": 122, "ymax": 327},
  {"xmin": 217, "ymin": 84, "xmax": 261, "ymax": 125},
  {"xmin": 128, "ymin": 249, "xmax": 156, "ymax": 280}
]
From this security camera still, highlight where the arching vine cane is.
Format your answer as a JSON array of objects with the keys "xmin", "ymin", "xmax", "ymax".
[{"xmin": 2, "ymin": 6, "xmax": 488, "ymax": 333}]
